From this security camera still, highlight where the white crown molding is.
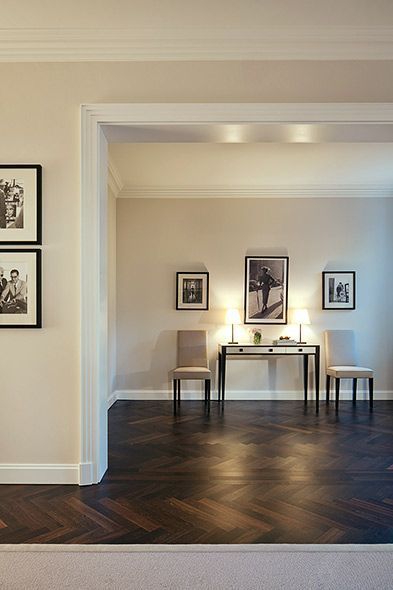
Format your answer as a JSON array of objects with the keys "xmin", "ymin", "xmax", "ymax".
[
  {"xmin": 2, "ymin": 26, "xmax": 393, "ymax": 62},
  {"xmin": 117, "ymin": 184, "xmax": 393, "ymax": 199},
  {"xmin": 107, "ymin": 158, "xmax": 123, "ymax": 198}
]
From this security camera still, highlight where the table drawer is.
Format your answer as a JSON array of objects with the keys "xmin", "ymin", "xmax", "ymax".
[
  {"xmin": 228, "ymin": 346, "xmax": 286, "ymax": 354},
  {"xmin": 285, "ymin": 346, "xmax": 316, "ymax": 354}
]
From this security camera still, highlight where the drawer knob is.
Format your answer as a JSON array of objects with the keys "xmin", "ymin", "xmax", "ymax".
[
  {"xmin": 269, "ymin": 348, "xmax": 273, "ymax": 352},
  {"xmin": 239, "ymin": 348, "xmax": 243, "ymax": 352},
  {"xmin": 299, "ymin": 348, "xmax": 303, "ymax": 352}
]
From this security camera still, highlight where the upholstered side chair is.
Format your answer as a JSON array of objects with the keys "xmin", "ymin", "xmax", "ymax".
[
  {"xmin": 324, "ymin": 330, "xmax": 374, "ymax": 411},
  {"xmin": 170, "ymin": 330, "xmax": 211, "ymax": 408}
]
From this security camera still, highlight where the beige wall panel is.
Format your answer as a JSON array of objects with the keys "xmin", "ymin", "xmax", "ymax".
[
  {"xmin": 0, "ymin": 60, "xmax": 392, "ymax": 463},
  {"xmin": 116, "ymin": 197, "xmax": 393, "ymax": 394}
]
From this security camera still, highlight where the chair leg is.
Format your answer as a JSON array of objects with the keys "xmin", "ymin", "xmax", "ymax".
[
  {"xmin": 352, "ymin": 378, "xmax": 357, "ymax": 404},
  {"xmin": 369, "ymin": 378, "xmax": 374, "ymax": 410},
  {"xmin": 204, "ymin": 380, "xmax": 208, "ymax": 403},
  {"xmin": 173, "ymin": 379, "xmax": 177, "ymax": 403},
  {"xmin": 335, "ymin": 378, "xmax": 340, "ymax": 411},
  {"xmin": 326, "ymin": 375, "xmax": 331, "ymax": 403},
  {"xmin": 177, "ymin": 380, "xmax": 181, "ymax": 404}
]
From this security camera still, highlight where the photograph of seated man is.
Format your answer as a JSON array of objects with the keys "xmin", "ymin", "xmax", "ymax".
[{"xmin": 0, "ymin": 268, "xmax": 27, "ymax": 314}]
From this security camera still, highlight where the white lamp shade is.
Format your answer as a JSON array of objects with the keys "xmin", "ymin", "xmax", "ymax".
[
  {"xmin": 226, "ymin": 308, "xmax": 242, "ymax": 325},
  {"xmin": 293, "ymin": 308, "xmax": 310, "ymax": 325}
]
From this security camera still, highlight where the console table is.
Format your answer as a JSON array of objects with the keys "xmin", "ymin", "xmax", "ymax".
[{"xmin": 218, "ymin": 343, "xmax": 320, "ymax": 410}]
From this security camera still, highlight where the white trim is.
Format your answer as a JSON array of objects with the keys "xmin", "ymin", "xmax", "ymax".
[
  {"xmin": 2, "ymin": 26, "xmax": 393, "ymax": 62},
  {"xmin": 86, "ymin": 102, "xmax": 393, "ymax": 123},
  {"xmin": 107, "ymin": 158, "xmax": 123, "ymax": 198},
  {"xmin": 81, "ymin": 110, "xmax": 109, "ymax": 485},
  {"xmin": 118, "ymin": 184, "xmax": 393, "ymax": 199},
  {"xmin": 81, "ymin": 102, "xmax": 393, "ymax": 487},
  {"xmin": 114, "ymin": 389, "xmax": 393, "ymax": 401},
  {"xmin": 0, "ymin": 464, "xmax": 79, "ymax": 485},
  {"xmin": 78, "ymin": 462, "xmax": 94, "ymax": 487},
  {"xmin": 107, "ymin": 391, "xmax": 118, "ymax": 409}
]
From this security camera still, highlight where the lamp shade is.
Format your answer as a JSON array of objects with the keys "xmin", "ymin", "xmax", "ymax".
[
  {"xmin": 293, "ymin": 308, "xmax": 310, "ymax": 325},
  {"xmin": 225, "ymin": 308, "xmax": 241, "ymax": 325}
]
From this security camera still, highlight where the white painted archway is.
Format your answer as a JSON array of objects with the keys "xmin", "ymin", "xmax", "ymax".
[{"xmin": 80, "ymin": 102, "xmax": 393, "ymax": 485}]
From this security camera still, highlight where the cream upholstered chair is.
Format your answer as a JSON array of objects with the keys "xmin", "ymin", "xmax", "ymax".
[
  {"xmin": 170, "ymin": 330, "xmax": 211, "ymax": 406},
  {"xmin": 324, "ymin": 330, "xmax": 374, "ymax": 410}
]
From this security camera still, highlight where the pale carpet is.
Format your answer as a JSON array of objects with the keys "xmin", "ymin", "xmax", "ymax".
[{"xmin": 0, "ymin": 544, "xmax": 392, "ymax": 590}]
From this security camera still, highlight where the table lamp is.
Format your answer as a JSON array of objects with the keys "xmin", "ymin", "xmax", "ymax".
[
  {"xmin": 293, "ymin": 308, "xmax": 310, "ymax": 344},
  {"xmin": 225, "ymin": 308, "xmax": 241, "ymax": 344}
]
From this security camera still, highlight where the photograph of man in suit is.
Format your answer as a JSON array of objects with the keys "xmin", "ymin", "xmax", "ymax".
[{"xmin": 0, "ymin": 269, "xmax": 27, "ymax": 314}]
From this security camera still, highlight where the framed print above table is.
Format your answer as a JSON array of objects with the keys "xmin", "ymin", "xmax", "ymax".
[
  {"xmin": 322, "ymin": 271, "xmax": 356, "ymax": 310},
  {"xmin": 176, "ymin": 272, "xmax": 209, "ymax": 310},
  {"xmin": 244, "ymin": 256, "xmax": 289, "ymax": 324},
  {"xmin": 0, "ymin": 165, "xmax": 42, "ymax": 244},
  {"xmin": 0, "ymin": 249, "xmax": 41, "ymax": 328}
]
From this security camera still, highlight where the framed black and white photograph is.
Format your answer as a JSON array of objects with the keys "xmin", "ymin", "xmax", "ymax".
[
  {"xmin": 322, "ymin": 271, "xmax": 356, "ymax": 310},
  {"xmin": 244, "ymin": 256, "xmax": 289, "ymax": 324},
  {"xmin": 176, "ymin": 272, "xmax": 209, "ymax": 310},
  {"xmin": 0, "ymin": 165, "xmax": 42, "ymax": 244},
  {"xmin": 0, "ymin": 249, "xmax": 41, "ymax": 328}
]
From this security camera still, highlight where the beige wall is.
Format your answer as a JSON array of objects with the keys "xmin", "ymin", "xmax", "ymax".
[
  {"xmin": 0, "ymin": 60, "xmax": 393, "ymax": 466},
  {"xmin": 116, "ymin": 197, "xmax": 393, "ymax": 396}
]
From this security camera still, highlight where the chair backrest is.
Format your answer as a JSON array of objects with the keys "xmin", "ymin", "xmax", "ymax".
[
  {"xmin": 324, "ymin": 330, "xmax": 357, "ymax": 367},
  {"xmin": 177, "ymin": 330, "xmax": 208, "ymax": 368}
]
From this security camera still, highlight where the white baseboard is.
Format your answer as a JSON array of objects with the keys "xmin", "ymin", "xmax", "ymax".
[
  {"xmin": 107, "ymin": 391, "xmax": 118, "ymax": 409},
  {"xmin": 0, "ymin": 464, "xmax": 79, "ymax": 485},
  {"xmin": 113, "ymin": 389, "xmax": 393, "ymax": 401}
]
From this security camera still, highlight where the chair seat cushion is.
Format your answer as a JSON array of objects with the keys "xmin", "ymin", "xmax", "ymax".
[
  {"xmin": 171, "ymin": 366, "xmax": 211, "ymax": 380},
  {"xmin": 327, "ymin": 365, "xmax": 374, "ymax": 378}
]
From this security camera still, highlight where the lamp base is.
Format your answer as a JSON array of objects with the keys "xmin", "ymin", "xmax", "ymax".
[
  {"xmin": 228, "ymin": 340, "xmax": 238, "ymax": 344},
  {"xmin": 297, "ymin": 341, "xmax": 307, "ymax": 344}
]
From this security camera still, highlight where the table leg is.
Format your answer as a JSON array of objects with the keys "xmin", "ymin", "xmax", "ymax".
[
  {"xmin": 222, "ymin": 351, "xmax": 226, "ymax": 402},
  {"xmin": 303, "ymin": 354, "xmax": 309, "ymax": 404},
  {"xmin": 315, "ymin": 348, "xmax": 320, "ymax": 413},
  {"xmin": 218, "ymin": 352, "xmax": 222, "ymax": 401}
]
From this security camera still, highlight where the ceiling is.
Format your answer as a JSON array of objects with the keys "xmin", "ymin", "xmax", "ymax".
[{"xmin": 108, "ymin": 140, "xmax": 393, "ymax": 198}]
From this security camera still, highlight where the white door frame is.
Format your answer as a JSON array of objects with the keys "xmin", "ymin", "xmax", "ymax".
[{"xmin": 80, "ymin": 102, "xmax": 393, "ymax": 485}]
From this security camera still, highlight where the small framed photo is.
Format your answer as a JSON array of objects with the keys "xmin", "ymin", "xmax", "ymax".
[
  {"xmin": 322, "ymin": 271, "xmax": 356, "ymax": 310},
  {"xmin": 0, "ymin": 165, "xmax": 42, "ymax": 244},
  {"xmin": 0, "ymin": 249, "xmax": 41, "ymax": 328},
  {"xmin": 244, "ymin": 256, "xmax": 289, "ymax": 324},
  {"xmin": 176, "ymin": 272, "xmax": 209, "ymax": 310}
]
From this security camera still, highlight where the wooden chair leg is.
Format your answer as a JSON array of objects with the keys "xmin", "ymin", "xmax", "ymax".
[
  {"xmin": 204, "ymin": 380, "xmax": 208, "ymax": 403},
  {"xmin": 369, "ymin": 378, "xmax": 374, "ymax": 410},
  {"xmin": 173, "ymin": 379, "xmax": 177, "ymax": 403},
  {"xmin": 352, "ymin": 378, "xmax": 357, "ymax": 403},
  {"xmin": 177, "ymin": 380, "xmax": 181, "ymax": 404},
  {"xmin": 326, "ymin": 375, "xmax": 331, "ymax": 403},
  {"xmin": 335, "ymin": 378, "xmax": 340, "ymax": 411}
]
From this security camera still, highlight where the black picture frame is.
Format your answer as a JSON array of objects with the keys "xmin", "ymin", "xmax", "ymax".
[
  {"xmin": 0, "ymin": 249, "xmax": 42, "ymax": 328},
  {"xmin": 322, "ymin": 271, "xmax": 356, "ymax": 310},
  {"xmin": 244, "ymin": 256, "xmax": 289, "ymax": 324},
  {"xmin": 0, "ymin": 164, "xmax": 42, "ymax": 245},
  {"xmin": 176, "ymin": 272, "xmax": 209, "ymax": 310}
]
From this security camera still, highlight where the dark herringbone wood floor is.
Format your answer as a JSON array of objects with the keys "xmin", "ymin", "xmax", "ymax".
[{"xmin": 0, "ymin": 400, "xmax": 392, "ymax": 544}]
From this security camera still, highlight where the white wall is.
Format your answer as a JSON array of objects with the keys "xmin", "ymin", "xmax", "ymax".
[{"xmin": 116, "ymin": 197, "xmax": 393, "ymax": 398}]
